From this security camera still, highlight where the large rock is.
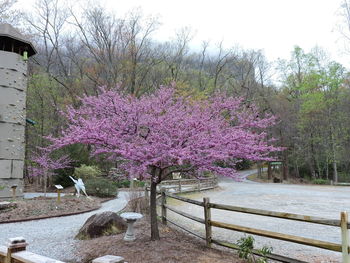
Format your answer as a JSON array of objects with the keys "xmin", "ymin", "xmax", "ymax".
[
  {"xmin": 0, "ymin": 201, "xmax": 16, "ymax": 210},
  {"xmin": 76, "ymin": 211, "xmax": 127, "ymax": 239}
]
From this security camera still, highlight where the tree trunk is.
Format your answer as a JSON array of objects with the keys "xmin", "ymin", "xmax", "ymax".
[
  {"xmin": 43, "ymin": 171, "xmax": 47, "ymax": 197},
  {"xmin": 48, "ymin": 174, "xmax": 53, "ymax": 189},
  {"xmin": 307, "ymin": 157, "xmax": 315, "ymax": 179},
  {"xmin": 333, "ymin": 159, "xmax": 338, "ymax": 183},
  {"xmin": 34, "ymin": 176, "xmax": 39, "ymax": 191},
  {"xmin": 331, "ymin": 132, "xmax": 338, "ymax": 183},
  {"xmin": 267, "ymin": 162, "xmax": 272, "ymax": 180},
  {"xmin": 294, "ymin": 161, "xmax": 300, "ymax": 178},
  {"xmin": 150, "ymin": 180, "xmax": 160, "ymax": 240},
  {"xmin": 257, "ymin": 162, "xmax": 262, "ymax": 178},
  {"xmin": 283, "ymin": 153, "xmax": 289, "ymax": 181}
]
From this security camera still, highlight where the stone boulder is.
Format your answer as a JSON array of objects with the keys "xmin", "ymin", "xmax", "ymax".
[
  {"xmin": 0, "ymin": 201, "xmax": 17, "ymax": 210},
  {"xmin": 76, "ymin": 211, "xmax": 127, "ymax": 239}
]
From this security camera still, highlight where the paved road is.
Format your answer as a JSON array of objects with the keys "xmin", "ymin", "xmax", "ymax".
[
  {"xmin": 167, "ymin": 170, "xmax": 348, "ymax": 262},
  {"xmin": 0, "ymin": 192, "xmax": 128, "ymax": 262}
]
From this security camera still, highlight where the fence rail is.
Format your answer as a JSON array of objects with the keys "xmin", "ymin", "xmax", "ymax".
[
  {"xmin": 209, "ymin": 202, "xmax": 347, "ymax": 228},
  {"xmin": 158, "ymin": 177, "xmax": 218, "ymax": 193},
  {"xmin": 0, "ymin": 238, "xmax": 124, "ymax": 263},
  {"xmin": 159, "ymin": 190, "xmax": 350, "ymax": 263}
]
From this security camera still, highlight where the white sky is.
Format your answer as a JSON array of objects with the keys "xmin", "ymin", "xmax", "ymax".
[
  {"xmin": 17, "ymin": 0, "xmax": 349, "ymax": 67},
  {"xmin": 102, "ymin": 0, "xmax": 348, "ymax": 66}
]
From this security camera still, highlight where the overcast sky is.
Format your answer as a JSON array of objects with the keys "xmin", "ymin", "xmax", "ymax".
[
  {"xmin": 18, "ymin": 0, "xmax": 349, "ymax": 67},
  {"xmin": 102, "ymin": 0, "xmax": 348, "ymax": 66}
]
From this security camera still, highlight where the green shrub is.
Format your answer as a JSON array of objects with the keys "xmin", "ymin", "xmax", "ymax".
[
  {"xmin": 236, "ymin": 159, "xmax": 253, "ymax": 170},
  {"xmin": 116, "ymin": 179, "xmax": 130, "ymax": 188},
  {"xmin": 338, "ymin": 172, "xmax": 350, "ymax": 183},
  {"xmin": 311, "ymin": 179, "xmax": 330, "ymax": 185},
  {"xmin": 237, "ymin": 235, "xmax": 254, "ymax": 260},
  {"xmin": 134, "ymin": 180, "xmax": 145, "ymax": 187},
  {"xmin": 53, "ymin": 167, "xmax": 75, "ymax": 187},
  {"xmin": 237, "ymin": 235, "xmax": 272, "ymax": 263},
  {"xmin": 85, "ymin": 178, "xmax": 118, "ymax": 197},
  {"xmin": 74, "ymin": 165, "xmax": 102, "ymax": 181}
]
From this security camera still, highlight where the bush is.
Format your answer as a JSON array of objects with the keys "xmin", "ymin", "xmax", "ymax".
[
  {"xmin": 236, "ymin": 159, "xmax": 253, "ymax": 170},
  {"xmin": 53, "ymin": 167, "xmax": 75, "ymax": 187},
  {"xmin": 134, "ymin": 180, "xmax": 145, "ymax": 188},
  {"xmin": 311, "ymin": 178, "xmax": 330, "ymax": 185},
  {"xmin": 85, "ymin": 178, "xmax": 118, "ymax": 197},
  {"xmin": 338, "ymin": 172, "xmax": 350, "ymax": 183},
  {"xmin": 74, "ymin": 165, "xmax": 102, "ymax": 181},
  {"xmin": 237, "ymin": 235, "xmax": 272, "ymax": 263},
  {"xmin": 116, "ymin": 179, "xmax": 130, "ymax": 188}
]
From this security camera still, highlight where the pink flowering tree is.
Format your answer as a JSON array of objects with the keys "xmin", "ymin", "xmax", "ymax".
[
  {"xmin": 29, "ymin": 147, "xmax": 71, "ymax": 195},
  {"xmin": 51, "ymin": 86, "xmax": 280, "ymax": 240}
]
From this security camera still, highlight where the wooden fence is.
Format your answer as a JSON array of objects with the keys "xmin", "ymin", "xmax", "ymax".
[
  {"xmin": 0, "ymin": 237, "xmax": 124, "ymax": 263},
  {"xmin": 159, "ymin": 190, "xmax": 350, "ymax": 263},
  {"xmin": 157, "ymin": 177, "xmax": 218, "ymax": 193}
]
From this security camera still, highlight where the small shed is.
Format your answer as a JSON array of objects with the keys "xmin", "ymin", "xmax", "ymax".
[
  {"xmin": 267, "ymin": 161, "xmax": 283, "ymax": 182},
  {"xmin": 0, "ymin": 23, "xmax": 36, "ymax": 56}
]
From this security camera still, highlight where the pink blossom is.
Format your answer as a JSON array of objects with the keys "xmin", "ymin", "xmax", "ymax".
[
  {"xmin": 29, "ymin": 147, "xmax": 71, "ymax": 178},
  {"xmin": 51, "ymin": 86, "xmax": 281, "ymax": 181}
]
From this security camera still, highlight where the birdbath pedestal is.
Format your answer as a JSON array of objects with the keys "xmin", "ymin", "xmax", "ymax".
[{"xmin": 120, "ymin": 212, "xmax": 143, "ymax": 241}]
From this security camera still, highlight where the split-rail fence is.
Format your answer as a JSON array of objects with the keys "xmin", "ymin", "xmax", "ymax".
[
  {"xmin": 157, "ymin": 177, "xmax": 218, "ymax": 193},
  {"xmin": 158, "ymin": 189, "xmax": 350, "ymax": 263},
  {"xmin": 0, "ymin": 238, "xmax": 124, "ymax": 263}
]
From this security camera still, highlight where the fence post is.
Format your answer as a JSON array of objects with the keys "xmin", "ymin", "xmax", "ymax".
[
  {"xmin": 178, "ymin": 179, "xmax": 182, "ymax": 193},
  {"xmin": 341, "ymin": 211, "xmax": 350, "ymax": 263},
  {"xmin": 6, "ymin": 237, "xmax": 27, "ymax": 263},
  {"xmin": 161, "ymin": 188, "xmax": 167, "ymax": 225},
  {"xmin": 203, "ymin": 197, "xmax": 212, "ymax": 248},
  {"xmin": 198, "ymin": 179, "xmax": 201, "ymax": 191},
  {"xmin": 57, "ymin": 189, "xmax": 61, "ymax": 204}
]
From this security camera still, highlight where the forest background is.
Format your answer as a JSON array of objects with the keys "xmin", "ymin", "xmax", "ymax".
[{"xmin": 2, "ymin": 0, "xmax": 350, "ymax": 185}]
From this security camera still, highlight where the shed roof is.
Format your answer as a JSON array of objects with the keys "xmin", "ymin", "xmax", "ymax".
[{"xmin": 0, "ymin": 23, "xmax": 37, "ymax": 57}]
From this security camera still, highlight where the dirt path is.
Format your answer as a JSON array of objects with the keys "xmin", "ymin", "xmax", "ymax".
[{"xmin": 167, "ymin": 170, "xmax": 349, "ymax": 262}]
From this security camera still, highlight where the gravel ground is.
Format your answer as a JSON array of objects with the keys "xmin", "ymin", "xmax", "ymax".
[
  {"xmin": 167, "ymin": 170, "xmax": 349, "ymax": 263},
  {"xmin": 0, "ymin": 192, "xmax": 128, "ymax": 262},
  {"xmin": 2, "ymin": 172, "xmax": 348, "ymax": 263}
]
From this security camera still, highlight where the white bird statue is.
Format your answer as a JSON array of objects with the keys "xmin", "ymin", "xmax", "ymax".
[{"xmin": 69, "ymin": 176, "xmax": 90, "ymax": 198}]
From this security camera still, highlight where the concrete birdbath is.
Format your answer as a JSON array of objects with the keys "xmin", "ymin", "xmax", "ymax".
[{"xmin": 120, "ymin": 212, "xmax": 143, "ymax": 241}]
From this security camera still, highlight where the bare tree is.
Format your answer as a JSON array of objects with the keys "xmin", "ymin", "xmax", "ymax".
[
  {"xmin": 0, "ymin": 0, "xmax": 17, "ymax": 23},
  {"xmin": 164, "ymin": 27, "xmax": 193, "ymax": 82},
  {"xmin": 24, "ymin": 0, "xmax": 77, "ymax": 98},
  {"xmin": 198, "ymin": 40, "xmax": 209, "ymax": 90},
  {"xmin": 69, "ymin": 6, "xmax": 160, "ymax": 96},
  {"xmin": 337, "ymin": 1, "xmax": 350, "ymax": 54},
  {"xmin": 211, "ymin": 41, "xmax": 232, "ymax": 90}
]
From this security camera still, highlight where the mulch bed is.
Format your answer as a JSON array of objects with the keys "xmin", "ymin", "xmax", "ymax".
[
  {"xmin": 0, "ymin": 195, "xmax": 106, "ymax": 223},
  {"xmin": 75, "ymin": 215, "xmax": 245, "ymax": 263}
]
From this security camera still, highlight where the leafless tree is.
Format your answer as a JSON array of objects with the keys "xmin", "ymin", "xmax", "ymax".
[
  {"xmin": 69, "ymin": 6, "xmax": 160, "ymax": 96},
  {"xmin": 24, "ymin": 0, "xmax": 76, "ymax": 98},
  {"xmin": 0, "ymin": 0, "xmax": 17, "ymax": 23}
]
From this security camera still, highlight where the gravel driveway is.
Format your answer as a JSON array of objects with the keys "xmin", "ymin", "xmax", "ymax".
[
  {"xmin": 0, "ymin": 192, "xmax": 128, "ymax": 262},
  {"xmin": 167, "ymin": 170, "xmax": 349, "ymax": 262}
]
